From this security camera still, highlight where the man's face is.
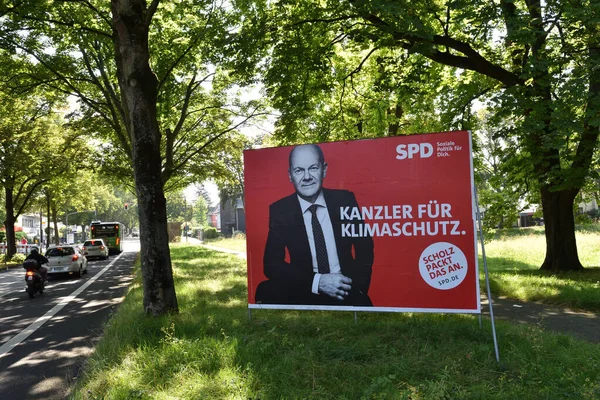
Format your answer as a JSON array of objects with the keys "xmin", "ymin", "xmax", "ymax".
[{"xmin": 288, "ymin": 146, "xmax": 327, "ymax": 203}]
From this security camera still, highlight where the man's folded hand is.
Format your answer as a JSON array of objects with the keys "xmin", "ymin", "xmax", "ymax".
[{"xmin": 319, "ymin": 273, "xmax": 352, "ymax": 300}]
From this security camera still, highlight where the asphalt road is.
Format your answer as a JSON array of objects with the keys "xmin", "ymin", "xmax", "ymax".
[{"xmin": 0, "ymin": 239, "xmax": 139, "ymax": 400}]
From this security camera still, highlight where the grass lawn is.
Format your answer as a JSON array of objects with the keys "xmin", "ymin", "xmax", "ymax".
[
  {"xmin": 203, "ymin": 236, "xmax": 247, "ymax": 253},
  {"xmin": 205, "ymin": 226, "xmax": 600, "ymax": 312},
  {"xmin": 481, "ymin": 225, "xmax": 600, "ymax": 312},
  {"xmin": 1, "ymin": 261, "xmax": 19, "ymax": 269},
  {"xmin": 72, "ymin": 243, "xmax": 600, "ymax": 399}
]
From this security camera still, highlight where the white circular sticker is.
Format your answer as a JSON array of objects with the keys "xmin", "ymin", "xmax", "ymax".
[{"xmin": 419, "ymin": 242, "xmax": 468, "ymax": 290}]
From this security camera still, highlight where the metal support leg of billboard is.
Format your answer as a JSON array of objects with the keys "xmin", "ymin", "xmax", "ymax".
[{"xmin": 474, "ymin": 185, "xmax": 500, "ymax": 363}]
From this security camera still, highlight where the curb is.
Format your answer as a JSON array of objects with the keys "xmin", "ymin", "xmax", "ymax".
[{"xmin": 0, "ymin": 263, "xmax": 22, "ymax": 273}]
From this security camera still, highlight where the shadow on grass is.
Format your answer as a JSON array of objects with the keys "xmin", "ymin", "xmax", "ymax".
[
  {"xmin": 484, "ymin": 224, "xmax": 600, "ymax": 241},
  {"xmin": 479, "ymin": 255, "xmax": 538, "ymax": 272},
  {"xmin": 173, "ymin": 248, "xmax": 600, "ymax": 397},
  {"xmin": 173, "ymin": 248, "xmax": 246, "ymax": 281},
  {"xmin": 74, "ymin": 245, "xmax": 600, "ymax": 399},
  {"xmin": 481, "ymin": 256, "xmax": 600, "ymax": 311},
  {"xmin": 486, "ymin": 226, "xmax": 546, "ymax": 240}
]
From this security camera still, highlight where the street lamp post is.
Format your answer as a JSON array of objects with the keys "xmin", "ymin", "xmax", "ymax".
[{"xmin": 65, "ymin": 210, "xmax": 97, "ymax": 243}]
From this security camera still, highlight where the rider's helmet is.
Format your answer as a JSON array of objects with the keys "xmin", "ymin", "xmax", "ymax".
[{"xmin": 30, "ymin": 246, "xmax": 39, "ymax": 254}]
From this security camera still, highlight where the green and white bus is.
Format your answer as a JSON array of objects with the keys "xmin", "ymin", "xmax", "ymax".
[{"xmin": 90, "ymin": 221, "xmax": 124, "ymax": 254}]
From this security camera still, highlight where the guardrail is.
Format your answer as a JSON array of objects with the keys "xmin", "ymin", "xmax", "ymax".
[{"xmin": 0, "ymin": 244, "xmax": 36, "ymax": 255}]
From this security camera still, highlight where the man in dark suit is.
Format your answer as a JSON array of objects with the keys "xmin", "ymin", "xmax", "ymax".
[{"xmin": 255, "ymin": 144, "xmax": 374, "ymax": 306}]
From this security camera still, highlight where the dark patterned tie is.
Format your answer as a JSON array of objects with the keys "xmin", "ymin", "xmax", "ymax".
[{"xmin": 309, "ymin": 204, "xmax": 330, "ymax": 274}]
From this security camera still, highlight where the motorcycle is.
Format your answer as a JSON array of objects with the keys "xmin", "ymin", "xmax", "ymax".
[{"xmin": 23, "ymin": 259, "xmax": 45, "ymax": 298}]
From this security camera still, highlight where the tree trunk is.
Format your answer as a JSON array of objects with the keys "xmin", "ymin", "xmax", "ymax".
[
  {"xmin": 51, "ymin": 206, "xmax": 60, "ymax": 245},
  {"xmin": 111, "ymin": 0, "xmax": 178, "ymax": 315},
  {"xmin": 46, "ymin": 191, "xmax": 51, "ymax": 249},
  {"xmin": 539, "ymin": 187, "xmax": 584, "ymax": 272},
  {"xmin": 3, "ymin": 187, "xmax": 17, "ymax": 258}
]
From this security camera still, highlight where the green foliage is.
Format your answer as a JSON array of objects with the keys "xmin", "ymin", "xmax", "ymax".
[
  {"xmin": 585, "ymin": 209, "xmax": 600, "ymax": 222},
  {"xmin": 0, "ymin": 90, "xmax": 90, "ymax": 256},
  {"xmin": 232, "ymin": 231, "xmax": 246, "ymax": 240},
  {"xmin": 1, "ymin": 1, "xmax": 267, "ymax": 190},
  {"xmin": 575, "ymin": 213, "xmax": 595, "ymax": 224},
  {"xmin": 481, "ymin": 225, "xmax": 600, "ymax": 310},
  {"xmin": 89, "ymin": 184, "xmax": 138, "ymax": 230},
  {"xmin": 165, "ymin": 190, "xmax": 194, "ymax": 223},
  {"xmin": 10, "ymin": 253, "xmax": 25, "ymax": 263},
  {"xmin": 45, "ymin": 162, "xmax": 103, "ymax": 228},
  {"xmin": 249, "ymin": 2, "xmax": 490, "ymax": 143},
  {"xmin": 475, "ymin": 112, "xmax": 534, "ymax": 230},
  {"xmin": 211, "ymin": 132, "xmax": 261, "ymax": 207},
  {"xmin": 193, "ymin": 195, "xmax": 208, "ymax": 227},
  {"xmin": 14, "ymin": 231, "xmax": 27, "ymax": 241},
  {"xmin": 202, "ymin": 226, "xmax": 219, "ymax": 239},
  {"xmin": 239, "ymin": 0, "xmax": 600, "ymax": 271}
]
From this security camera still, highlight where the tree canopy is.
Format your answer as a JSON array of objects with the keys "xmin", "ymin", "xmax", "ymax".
[
  {"xmin": 1, "ymin": 0, "xmax": 598, "ymax": 288},
  {"xmin": 0, "ymin": 91, "xmax": 88, "ymax": 256},
  {"xmin": 244, "ymin": 0, "xmax": 600, "ymax": 271},
  {"xmin": 0, "ymin": 0, "xmax": 270, "ymax": 314},
  {"xmin": 1, "ymin": 0, "xmax": 265, "ymax": 190}
]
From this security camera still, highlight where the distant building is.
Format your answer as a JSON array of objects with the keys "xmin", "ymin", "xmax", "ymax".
[
  {"xmin": 16, "ymin": 214, "xmax": 45, "ymax": 239},
  {"xmin": 578, "ymin": 198, "xmax": 598, "ymax": 214},
  {"xmin": 207, "ymin": 205, "xmax": 221, "ymax": 231},
  {"xmin": 220, "ymin": 197, "xmax": 245, "ymax": 236},
  {"xmin": 518, "ymin": 210, "xmax": 536, "ymax": 227}
]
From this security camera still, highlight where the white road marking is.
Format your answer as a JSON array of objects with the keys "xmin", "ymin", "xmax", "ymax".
[
  {"xmin": 0, "ymin": 270, "xmax": 25, "ymax": 299},
  {"xmin": 0, "ymin": 272, "xmax": 80, "ymax": 301},
  {"xmin": 0, "ymin": 253, "xmax": 124, "ymax": 360}
]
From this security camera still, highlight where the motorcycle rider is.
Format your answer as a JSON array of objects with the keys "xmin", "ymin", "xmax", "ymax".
[{"xmin": 25, "ymin": 246, "xmax": 49, "ymax": 281}]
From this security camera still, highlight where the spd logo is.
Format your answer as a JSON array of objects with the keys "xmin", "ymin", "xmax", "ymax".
[{"xmin": 396, "ymin": 143, "xmax": 433, "ymax": 160}]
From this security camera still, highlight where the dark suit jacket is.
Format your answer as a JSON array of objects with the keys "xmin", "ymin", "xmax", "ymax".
[{"xmin": 258, "ymin": 188, "xmax": 374, "ymax": 305}]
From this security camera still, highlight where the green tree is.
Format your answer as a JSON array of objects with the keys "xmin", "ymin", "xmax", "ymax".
[
  {"xmin": 475, "ymin": 112, "xmax": 529, "ymax": 229},
  {"xmin": 0, "ymin": 95, "xmax": 79, "ymax": 257},
  {"xmin": 214, "ymin": 133, "xmax": 265, "ymax": 209},
  {"xmin": 193, "ymin": 195, "xmax": 209, "ymax": 227},
  {"xmin": 1, "ymin": 1, "xmax": 263, "ymax": 190},
  {"xmin": 576, "ymin": 174, "xmax": 600, "ymax": 217},
  {"xmin": 1, "ymin": 0, "xmax": 267, "ymax": 314},
  {"xmin": 195, "ymin": 184, "xmax": 214, "ymax": 209},
  {"xmin": 0, "ymin": 190, "xmax": 5, "ymax": 232},
  {"xmin": 85, "ymin": 184, "xmax": 140, "ymax": 234},
  {"xmin": 165, "ymin": 190, "xmax": 193, "ymax": 222},
  {"xmin": 42, "ymin": 163, "xmax": 99, "ymax": 245},
  {"xmin": 111, "ymin": 187, "xmax": 139, "ymax": 234},
  {"xmin": 249, "ymin": 0, "xmax": 600, "ymax": 272}
]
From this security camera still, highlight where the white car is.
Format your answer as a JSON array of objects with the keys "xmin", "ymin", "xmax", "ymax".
[
  {"xmin": 82, "ymin": 239, "xmax": 109, "ymax": 260},
  {"xmin": 45, "ymin": 245, "xmax": 88, "ymax": 278}
]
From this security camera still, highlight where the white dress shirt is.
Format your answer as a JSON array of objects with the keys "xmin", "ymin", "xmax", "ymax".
[{"xmin": 297, "ymin": 193, "xmax": 341, "ymax": 294}]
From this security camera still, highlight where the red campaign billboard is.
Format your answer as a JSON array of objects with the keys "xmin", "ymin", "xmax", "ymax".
[{"xmin": 244, "ymin": 130, "xmax": 479, "ymax": 313}]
